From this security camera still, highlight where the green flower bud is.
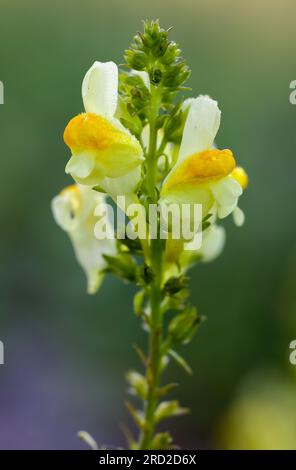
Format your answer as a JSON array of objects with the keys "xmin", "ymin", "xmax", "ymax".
[{"xmin": 168, "ymin": 306, "xmax": 201, "ymax": 344}]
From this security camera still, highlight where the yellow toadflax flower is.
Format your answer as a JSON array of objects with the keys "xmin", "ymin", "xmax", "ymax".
[
  {"xmin": 64, "ymin": 61, "xmax": 144, "ymax": 193},
  {"xmin": 51, "ymin": 184, "xmax": 116, "ymax": 294},
  {"xmin": 161, "ymin": 96, "xmax": 248, "ymax": 223}
]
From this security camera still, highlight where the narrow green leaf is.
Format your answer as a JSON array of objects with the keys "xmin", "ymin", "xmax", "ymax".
[
  {"xmin": 103, "ymin": 253, "xmax": 138, "ymax": 282},
  {"xmin": 133, "ymin": 289, "xmax": 145, "ymax": 317},
  {"xmin": 125, "ymin": 401, "xmax": 146, "ymax": 431},
  {"xmin": 202, "ymin": 221, "xmax": 211, "ymax": 231},
  {"xmin": 156, "ymin": 382, "xmax": 179, "ymax": 397},
  {"xmin": 168, "ymin": 349, "xmax": 193, "ymax": 375},
  {"xmin": 92, "ymin": 185, "xmax": 107, "ymax": 194},
  {"xmin": 119, "ymin": 423, "xmax": 137, "ymax": 450},
  {"xmin": 132, "ymin": 343, "xmax": 148, "ymax": 366},
  {"xmin": 155, "ymin": 400, "xmax": 189, "ymax": 423},
  {"xmin": 202, "ymin": 213, "xmax": 213, "ymax": 222}
]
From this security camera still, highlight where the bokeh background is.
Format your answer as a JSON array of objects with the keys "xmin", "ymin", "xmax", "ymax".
[{"xmin": 1, "ymin": 0, "xmax": 296, "ymax": 449}]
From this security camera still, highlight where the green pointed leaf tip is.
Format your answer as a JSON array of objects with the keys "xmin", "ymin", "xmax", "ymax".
[
  {"xmin": 133, "ymin": 289, "xmax": 146, "ymax": 316},
  {"xmin": 125, "ymin": 401, "xmax": 146, "ymax": 431},
  {"xmin": 103, "ymin": 253, "xmax": 138, "ymax": 282},
  {"xmin": 132, "ymin": 343, "xmax": 148, "ymax": 366},
  {"xmin": 156, "ymin": 382, "xmax": 179, "ymax": 397},
  {"xmin": 202, "ymin": 221, "xmax": 211, "ymax": 231},
  {"xmin": 155, "ymin": 400, "xmax": 189, "ymax": 423},
  {"xmin": 92, "ymin": 185, "xmax": 107, "ymax": 194},
  {"xmin": 168, "ymin": 349, "xmax": 193, "ymax": 375}
]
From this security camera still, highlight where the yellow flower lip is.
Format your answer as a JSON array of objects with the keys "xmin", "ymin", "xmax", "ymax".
[
  {"xmin": 162, "ymin": 148, "xmax": 236, "ymax": 194},
  {"xmin": 231, "ymin": 166, "xmax": 248, "ymax": 190},
  {"xmin": 60, "ymin": 184, "xmax": 82, "ymax": 214},
  {"xmin": 63, "ymin": 113, "xmax": 134, "ymax": 153},
  {"xmin": 63, "ymin": 112, "xmax": 144, "ymax": 184},
  {"xmin": 60, "ymin": 184, "xmax": 80, "ymax": 197}
]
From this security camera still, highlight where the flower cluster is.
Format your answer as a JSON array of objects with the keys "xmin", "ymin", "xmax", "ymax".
[{"xmin": 52, "ymin": 20, "xmax": 248, "ymax": 450}]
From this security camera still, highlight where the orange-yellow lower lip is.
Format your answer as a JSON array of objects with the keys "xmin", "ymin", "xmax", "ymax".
[
  {"xmin": 63, "ymin": 112, "xmax": 144, "ymax": 184},
  {"xmin": 162, "ymin": 148, "xmax": 236, "ymax": 194},
  {"xmin": 63, "ymin": 112, "xmax": 132, "ymax": 153}
]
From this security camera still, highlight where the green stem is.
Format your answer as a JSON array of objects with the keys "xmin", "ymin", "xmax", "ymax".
[
  {"xmin": 138, "ymin": 88, "xmax": 164, "ymax": 450},
  {"xmin": 145, "ymin": 91, "xmax": 159, "ymax": 199},
  {"xmin": 139, "ymin": 237, "xmax": 163, "ymax": 449}
]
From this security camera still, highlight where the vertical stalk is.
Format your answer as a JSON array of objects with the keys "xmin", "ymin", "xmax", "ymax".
[{"xmin": 138, "ymin": 88, "xmax": 164, "ymax": 450}]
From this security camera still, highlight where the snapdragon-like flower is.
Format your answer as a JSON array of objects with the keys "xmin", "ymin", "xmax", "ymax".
[
  {"xmin": 51, "ymin": 184, "xmax": 116, "ymax": 294},
  {"xmin": 161, "ymin": 96, "xmax": 248, "ymax": 222},
  {"xmin": 64, "ymin": 61, "xmax": 144, "ymax": 193}
]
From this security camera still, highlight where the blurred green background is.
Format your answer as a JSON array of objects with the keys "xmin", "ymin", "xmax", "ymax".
[{"xmin": 1, "ymin": 0, "xmax": 296, "ymax": 449}]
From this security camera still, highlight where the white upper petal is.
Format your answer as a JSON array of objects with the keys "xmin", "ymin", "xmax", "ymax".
[
  {"xmin": 178, "ymin": 95, "xmax": 221, "ymax": 163},
  {"xmin": 82, "ymin": 61, "xmax": 118, "ymax": 117}
]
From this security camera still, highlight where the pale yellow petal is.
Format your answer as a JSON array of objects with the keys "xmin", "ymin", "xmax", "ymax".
[{"xmin": 64, "ymin": 113, "xmax": 144, "ymax": 185}]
